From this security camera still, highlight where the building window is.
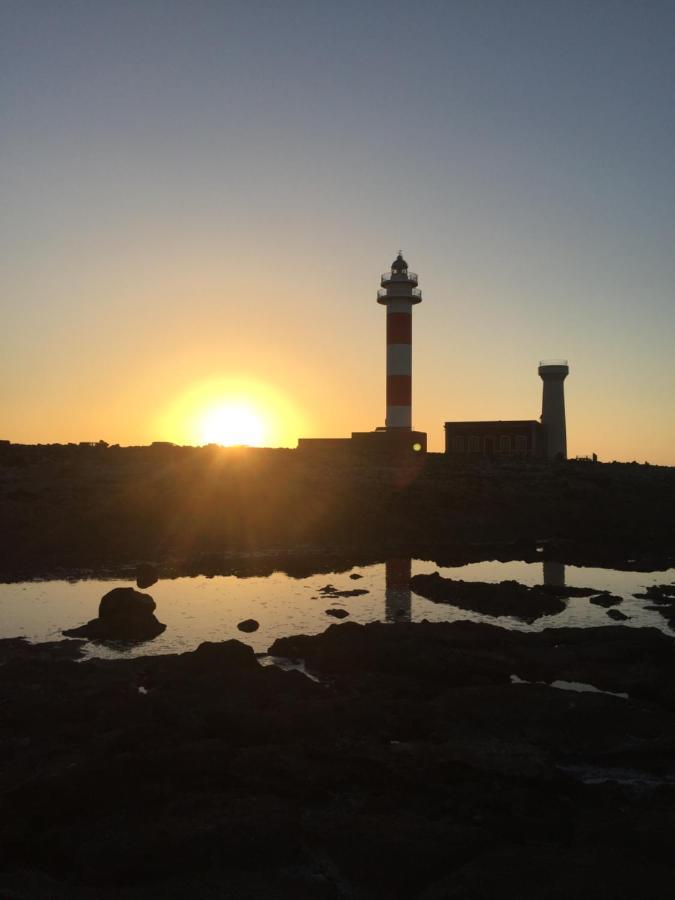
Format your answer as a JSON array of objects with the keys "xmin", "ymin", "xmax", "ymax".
[
  {"xmin": 450, "ymin": 436, "xmax": 465, "ymax": 453},
  {"xmin": 468, "ymin": 436, "xmax": 481, "ymax": 452},
  {"xmin": 499, "ymin": 435, "xmax": 512, "ymax": 453},
  {"xmin": 515, "ymin": 435, "xmax": 528, "ymax": 453}
]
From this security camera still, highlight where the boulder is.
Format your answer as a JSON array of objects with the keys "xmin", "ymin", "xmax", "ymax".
[
  {"xmin": 607, "ymin": 608, "xmax": 629, "ymax": 622},
  {"xmin": 237, "ymin": 619, "xmax": 260, "ymax": 633},
  {"xmin": 589, "ymin": 593, "xmax": 623, "ymax": 607},
  {"xmin": 63, "ymin": 587, "xmax": 165, "ymax": 642},
  {"xmin": 325, "ymin": 608, "xmax": 350, "ymax": 619}
]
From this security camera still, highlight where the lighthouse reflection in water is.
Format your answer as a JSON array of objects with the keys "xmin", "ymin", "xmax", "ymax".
[
  {"xmin": 385, "ymin": 558, "xmax": 412, "ymax": 622},
  {"xmin": 386, "ymin": 559, "xmax": 566, "ymax": 623}
]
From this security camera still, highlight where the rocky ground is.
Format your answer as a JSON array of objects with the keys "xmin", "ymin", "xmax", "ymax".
[
  {"xmin": 1, "ymin": 444, "xmax": 674, "ymax": 578},
  {"xmin": 2, "ymin": 621, "xmax": 675, "ymax": 898}
]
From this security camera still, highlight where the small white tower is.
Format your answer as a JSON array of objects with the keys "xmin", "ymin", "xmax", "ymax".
[{"xmin": 538, "ymin": 360, "xmax": 569, "ymax": 460}]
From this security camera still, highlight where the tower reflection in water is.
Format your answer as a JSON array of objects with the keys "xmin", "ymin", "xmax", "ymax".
[
  {"xmin": 542, "ymin": 560, "xmax": 565, "ymax": 588},
  {"xmin": 385, "ymin": 558, "xmax": 412, "ymax": 623}
]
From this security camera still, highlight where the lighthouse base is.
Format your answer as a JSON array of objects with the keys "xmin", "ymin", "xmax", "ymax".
[{"xmin": 298, "ymin": 430, "xmax": 427, "ymax": 459}]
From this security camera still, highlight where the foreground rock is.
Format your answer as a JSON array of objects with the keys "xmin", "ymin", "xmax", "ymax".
[
  {"xmin": 63, "ymin": 586, "xmax": 166, "ymax": 641},
  {"xmin": 3, "ymin": 623, "xmax": 675, "ymax": 897}
]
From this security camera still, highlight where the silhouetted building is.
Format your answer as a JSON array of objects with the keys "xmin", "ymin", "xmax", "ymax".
[
  {"xmin": 445, "ymin": 420, "xmax": 542, "ymax": 457},
  {"xmin": 298, "ymin": 254, "xmax": 427, "ymax": 458},
  {"xmin": 444, "ymin": 360, "xmax": 569, "ymax": 460},
  {"xmin": 539, "ymin": 360, "xmax": 569, "ymax": 459}
]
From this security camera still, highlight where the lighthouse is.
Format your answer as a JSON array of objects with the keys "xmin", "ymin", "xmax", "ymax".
[
  {"xmin": 297, "ymin": 252, "xmax": 427, "ymax": 457},
  {"xmin": 377, "ymin": 253, "xmax": 422, "ymax": 431}
]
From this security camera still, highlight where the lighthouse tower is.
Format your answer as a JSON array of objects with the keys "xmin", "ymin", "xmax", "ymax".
[{"xmin": 378, "ymin": 253, "xmax": 422, "ymax": 431}]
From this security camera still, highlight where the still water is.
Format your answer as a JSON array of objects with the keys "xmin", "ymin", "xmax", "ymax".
[{"xmin": 1, "ymin": 559, "xmax": 673, "ymax": 659}]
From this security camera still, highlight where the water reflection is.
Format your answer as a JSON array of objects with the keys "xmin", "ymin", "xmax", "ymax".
[
  {"xmin": 543, "ymin": 560, "xmax": 566, "ymax": 588},
  {"xmin": 385, "ymin": 558, "xmax": 412, "ymax": 622}
]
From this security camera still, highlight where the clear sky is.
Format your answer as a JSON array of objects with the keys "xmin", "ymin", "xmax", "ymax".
[{"xmin": 2, "ymin": 0, "xmax": 674, "ymax": 462}]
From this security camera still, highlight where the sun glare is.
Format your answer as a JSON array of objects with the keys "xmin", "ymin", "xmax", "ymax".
[
  {"xmin": 199, "ymin": 403, "xmax": 266, "ymax": 447},
  {"xmin": 155, "ymin": 377, "xmax": 307, "ymax": 448}
]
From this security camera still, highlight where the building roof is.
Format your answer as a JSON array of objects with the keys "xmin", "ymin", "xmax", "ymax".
[{"xmin": 444, "ymin": 420, "xmax": 541, "ymax": 428}]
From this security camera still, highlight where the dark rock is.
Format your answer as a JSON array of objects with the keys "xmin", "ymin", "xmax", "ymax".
[
  {"xmin": 589, "ymin": 593, "xmax": 622, "ymax": 607},
  {"xmin": 180, "ymin": 639, "xmax": 258, "ymax": 673},
  {"xmin": 349, "ymin": 573, "xmax": 363, "ymax": 579},
  {"xmin": 410, "ymin": 573, "xmax": 568, "ymax": 622},
  {"xmin": 318, "ymin": 584, "xmax": 369, "ymax": 598},
  {"xmin": 325, "ymin": 608, "xmax": 349, "ymax": 619},
  {"xmin": 4, "ymin": 623, "xmax": 675, "ymax": 897},
  {"xmin": 607, "ymin": 609, "xmax": 629, "ymax": 621},
  {"xmin": 63, "ymin": 587, "xmax": 165, "ymax": 642},
  {"xmin": 0, "ymin": 636, "xmax": 86, "ymax": 664},
  {"xmin": 136, "ymin": 562, "xmax": 159, "ymax": 589},
  {"xmin": 98, "ymin": 586, "xmax": 156, "ymax": 618},
  {"xmin": 634, "ymin": 584, "xmax": 675, "ymax": 602},
  {"xmin": 237, "ymin": 618, "xmax": 259, "ymax": 633}
]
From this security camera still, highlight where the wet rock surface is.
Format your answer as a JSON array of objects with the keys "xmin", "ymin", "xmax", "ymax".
[
  {"xmin": 408, "ymin": 572, "xmax": 590, "ymax": 622},
  {"xmin": 2, "ymin": 622, "xmax": 675, "ymax": 897},
  {"xmin": 63, "ymin": 586, "xmax": 166, "ymax": 641},
  {"xmin": 635, "ymin": 584, "xmax": 675, "ymax": 627},
  {"xmin": 589, "ymin": 593, "xmax": 623, "ymax": 607},
  {"xmin": 318, "ymin": 584, "xmax": 369, "ymax": 598}
]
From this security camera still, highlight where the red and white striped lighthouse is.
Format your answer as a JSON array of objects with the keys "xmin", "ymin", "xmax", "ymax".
[{"xmin": 377, "ymin": 253, "xmax": 423, "ymax": 431}]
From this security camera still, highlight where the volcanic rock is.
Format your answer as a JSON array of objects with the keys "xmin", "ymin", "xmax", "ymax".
[
  {"xmin": 318, "ymin": 584, "xmax": 369, "ymax": 598},
  {"xmin": 63, "ymin": 586, "xmax": 166, "ymax": 641},
  {"xmin": 237, "ymin": 618, "xmax": 260, "ymax": 633},
  {"xmin": 589, "ymin": 593, "xmax": 623, "ymax": 607},
  {"xmin": 607, "ymin": 608, "xmax": 629, "ymax": 621},
  {"xmin": 325, "ymin": 608, "xmax": 349, "ymax": 619},
  {"xmin": 410, "ymin": 573, "xmax": 568, "ymax": 622}
]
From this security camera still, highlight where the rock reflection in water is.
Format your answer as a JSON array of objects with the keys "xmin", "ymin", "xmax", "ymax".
[{"xmin": 385, "ymin": 558, "xmax": 411, "ymax": 623}]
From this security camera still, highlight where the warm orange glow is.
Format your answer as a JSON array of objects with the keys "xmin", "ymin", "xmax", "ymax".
[{"xmin": 155, "ymin": 377, "xmax": 307, "ymax": 448}]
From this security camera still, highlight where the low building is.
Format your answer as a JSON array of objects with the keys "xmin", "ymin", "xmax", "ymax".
[
  {"xmin": 298, "ymin": 429, "xmax": 427, "ymax": 458},
  {"xmin": 444, "ymin": 420, "xmax": 542, "ymax": 457}
]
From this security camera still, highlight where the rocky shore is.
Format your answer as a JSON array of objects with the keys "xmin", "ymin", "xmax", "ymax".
[
  {"xmin": 2, "ymin": 620, "xmax": 675, "ymax": 898},
  {"xmin": 1, "ymin": 444, "xmax": 674, "ymax": 579}
]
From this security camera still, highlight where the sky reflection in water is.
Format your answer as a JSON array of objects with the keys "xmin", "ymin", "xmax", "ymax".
[{"xmin": 1, "ymin": 559, "xmax": 673, "ymax": 660}]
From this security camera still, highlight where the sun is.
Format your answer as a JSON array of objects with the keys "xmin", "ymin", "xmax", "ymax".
[
  {"xmin": 155, "ymin": 376, "xmax": 307, "ymax": 448},
  {"xmin": 198, "ymin": 403, "xmax": 266, "ymax": 447}
]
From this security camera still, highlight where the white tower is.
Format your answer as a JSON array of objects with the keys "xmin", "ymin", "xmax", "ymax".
[
  {"xmin": 377, "ymin": 253, "xmax": 422, "ymax": 430},
  {"xmin": 539, "ymin": 360, "xmax": 569, "ymax": 460}
]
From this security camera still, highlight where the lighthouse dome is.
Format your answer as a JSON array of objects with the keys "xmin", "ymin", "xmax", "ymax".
[{"xmin": 391, "ymin": 253, "xmax": 408, "ymax": 272}]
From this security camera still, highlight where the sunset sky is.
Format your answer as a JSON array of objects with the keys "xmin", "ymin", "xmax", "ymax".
[{"xmin": 2, "ymin": 1, "xmax": 674, "ymax": 463}]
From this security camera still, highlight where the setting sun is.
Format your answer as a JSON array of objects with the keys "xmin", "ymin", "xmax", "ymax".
[
  {"xmin": 199, "ymin": 403, "xmax": 266, "ymax": 447},
  {"xmin": 155, "ymin": 376, "xmax": 307, "ymax": 448}
]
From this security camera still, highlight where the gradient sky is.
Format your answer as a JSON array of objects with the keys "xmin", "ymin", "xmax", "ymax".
[{"xmin": 2, "ymin": 0, "xmax": 674, "ymax": 462}]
